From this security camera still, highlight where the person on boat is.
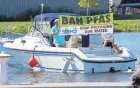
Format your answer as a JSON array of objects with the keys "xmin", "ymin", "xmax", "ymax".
[
  {"xmin": 102, "ymin": 33, "xmax": 115, "ymax": 48},
  {"xmin": 51, "ymin": 19, "xmax": 65, "ymax": 47},
  {"xmin": 102, "ymin": 33, "xmax": 122, "ymax": 54},
  {"xmin": 132, "ymin": 61, "xmax": 140, "ymax": 88}
]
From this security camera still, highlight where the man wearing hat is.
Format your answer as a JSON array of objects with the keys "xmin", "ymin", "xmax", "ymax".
[{"xmin": 51, "ymin": 19, "xmax": 65, "ymax": 47}]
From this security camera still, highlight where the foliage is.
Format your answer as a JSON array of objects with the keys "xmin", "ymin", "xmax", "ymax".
[
  {"xmin": 114, "ymin": 14, "xmax": 140, "ymax": 20},
  {"xmin": 0, "ymin": 16, "xmax": 16, "ymax": 22},
  {"xmin": 90, "ymin": 10, "xmax": 105, "ymax": 15},
  {"xmin": 80, "ymin": 10, "xmax": 105, "ymax": 16},
  {"xmin": 0, "ymin": 5, "xmax": 74, "ymax": 21},
  {"xmin": 34, "ymin": 6, "xmax": 52, "ymax": 15},
  {"xmin": 55, "ymin": 7, "xmax": 73, "ymax": 13},
  {"xmin": 78, "ymin": 0, "xmax": 99, "ymax": 8},
  {"xmin": 15, "ymin": 6, "xmax": 52, "ymax": 21},
  {"xmin": 0, "ymin": 16, "xmax": 8, "ymax": 22},
  {"xmin": 16, "ymin": 12, "xmax": 28, "ymax": 21},
  {"xmin": 25, "ymin": 8, "xmax": 36, "ymax": 20},
  {"xmin": 7, "ymin": 17, "xmax": 16, "ymax": 21},
  {"xmin": 78, "ymin": 0, "xmax": 99, "ymax": 15},
  {"xmin": 0, "ymin": 5, "xmax": 52, "ymax": 21}
]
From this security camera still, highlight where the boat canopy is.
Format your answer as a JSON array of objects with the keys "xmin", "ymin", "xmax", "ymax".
[
  {"xmin": 34, "ymin": 13, "xmax": 78, "ymax": 21},
  {"xmin": 28, "ymin": 13, "xmax": 78, "ymax": 37}
]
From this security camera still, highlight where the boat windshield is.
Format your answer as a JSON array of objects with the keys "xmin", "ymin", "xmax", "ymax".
[{"xmin": 27, "ymin": 21, "xmax": 51, "ymax": 37}]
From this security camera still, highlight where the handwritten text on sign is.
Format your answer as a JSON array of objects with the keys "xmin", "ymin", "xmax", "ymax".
[
  {"xmin": 60, "ymin": 24, "xmax": 113, "ymax": 35},
  {"xmin": 59, "ymin": 13, "xmax": 113, "ymax": 27}
]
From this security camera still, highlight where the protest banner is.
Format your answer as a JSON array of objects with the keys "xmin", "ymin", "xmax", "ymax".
[
  {"xmin": 59, "ymin": 13, "xmax": 114, "ymax": 35},
  {"xmin": 60, "ymin": 24, "xmax": 113, "ymax": 35}
]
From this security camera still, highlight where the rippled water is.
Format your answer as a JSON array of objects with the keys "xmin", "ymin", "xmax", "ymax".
[{"xmin": 0, "ymin": 33, "xmax": 140, "ymax": 84}]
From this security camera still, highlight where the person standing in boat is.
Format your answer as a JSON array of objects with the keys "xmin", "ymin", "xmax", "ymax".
[{"xmin": 51, "ymin": 19, "xmax": 65, "ymax": 47}]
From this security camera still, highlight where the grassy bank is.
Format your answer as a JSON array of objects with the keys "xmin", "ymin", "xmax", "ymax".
[
  {"xmin": 0, "ymin": 22, "xmax": 32, "ymax": 34},
  {"xmin": 114, "ymin": 20, "xmax": 140, "ymax": 32},
  {"xmin": 0, "ymin": 20, "xmax": 140, "ymax": 34}
]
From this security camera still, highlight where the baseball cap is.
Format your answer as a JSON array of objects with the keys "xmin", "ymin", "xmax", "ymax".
[{"xmin": 54, "ymin": 19, "xmax": 58, "ymax": 23}]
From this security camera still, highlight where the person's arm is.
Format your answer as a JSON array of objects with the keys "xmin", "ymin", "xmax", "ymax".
[
  {"xmin": 51, "ymin": 29, "xmax": 59, "ymax": 36},
  {"xmin": 50, "ymin": 27, "xmax": 59, "ymax": 36},
  {"xmin": 103, "ymin": 40, "xmax": 107, "ymax": 47},
  {"xmin": 104, "ymin": 37, "xmax": 114, "ymax": 41}
]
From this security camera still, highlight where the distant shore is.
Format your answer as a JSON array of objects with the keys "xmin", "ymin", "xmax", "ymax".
[{"xmin": 0, "ymin": 20, "xmax": 140, "ymax": 34}]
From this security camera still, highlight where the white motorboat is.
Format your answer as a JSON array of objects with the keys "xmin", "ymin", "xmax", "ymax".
[{"xmin": 2, "ymin": 13, "xmax": 137, "ymax": 73}]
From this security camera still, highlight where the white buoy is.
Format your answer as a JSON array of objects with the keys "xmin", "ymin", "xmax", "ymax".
[{"xmin": 0, "ymin": 51, "xmax": 10, "ymax": 84}]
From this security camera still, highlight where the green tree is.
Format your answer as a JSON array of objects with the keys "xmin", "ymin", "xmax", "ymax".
[{"xmin": 78, "ymin": 0, "xmax": 99, "ymax": 15}]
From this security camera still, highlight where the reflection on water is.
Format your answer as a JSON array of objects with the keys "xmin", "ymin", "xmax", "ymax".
[
  {"xmin": 0, "ymin": 33, "xmax": 140, "ymax": 84},
  {"xmin": 9, "ymin": 71, "xmax": 133, "ymax": 84}
]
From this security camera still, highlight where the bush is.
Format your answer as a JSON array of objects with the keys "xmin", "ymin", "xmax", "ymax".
[
  {"xmin": 43, "ymin": 6, "xmax": 52, "ymax": 13},
  {"xmin": 0, "ymin": 15, "xmax": 7, "ymax": 21},
  {"xmin": 7, "ymin": 17, "xmax": 16, "ymax": 21},
  {"xmin": 90, "ymin": 10, "xmax": 105, "ymax": 15},
  {"xmin": 15, "ymin": 6, "xmax": 52, "ymax": 21},
  {"xmin": 0, "ymin": 6, "xmax": 75, "ymax": 21},
  {"xmin": 34, "ymin": 6, "xmax": 52, "ymax": 15},
  {"xmin": 25, "ymin": 8, "xmax": 36, "ymax": 20},
  {"xmin": 79, "ymin": 12, "xmax": 86, "ymax": 16},
  {"xmin": 55, "ymin": 7, "xmax": 73, "ymax": 13},
  {"xmin": 0, "ymin": 16, "xmax": 16, "ymax": 22},
  {"xmin": 114, "ymin": 14, "xmax": 140, "ymax": 20},
  {"xmin": 16, "ymin": 12, "xmax": 28, "ymax": 21},
  {"xmin": 80, "ymin": 10, "xmax": 105, "ymax": 16}
]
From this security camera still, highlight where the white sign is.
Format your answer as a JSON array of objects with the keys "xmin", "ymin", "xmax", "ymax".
[{"xmin": 60, "ymin": 24, "xmax": 114, "ymax": 35}]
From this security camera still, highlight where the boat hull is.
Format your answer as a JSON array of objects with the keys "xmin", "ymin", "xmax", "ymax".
[
  {"xmin": 36, "ymin": 55, "xmax": 136, "ymax": 73},
  {"xmin": 5, "ymin": 48, "xmax": 136, "ymax": 73},
  {"xmin": 2, "ymin": 36, "xmax": 137, "ymax": 73}
]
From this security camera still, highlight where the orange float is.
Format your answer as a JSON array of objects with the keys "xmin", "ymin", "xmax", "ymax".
[
  {"xmin": 28, "ymin": 57, "xmax": 39, "ymax": 67},
  {"xmin": 28, "ymin": 46, "xmax": 39, "ymax": 67}
]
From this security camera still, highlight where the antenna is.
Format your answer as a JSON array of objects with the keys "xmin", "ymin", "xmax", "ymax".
[
  {"xmin": 41, "ymin": 4, "xmax": 44, "ymax": 22},
  {"xmin": 40, "ymin": 4, "xmax": 44, "ymax": 41}
]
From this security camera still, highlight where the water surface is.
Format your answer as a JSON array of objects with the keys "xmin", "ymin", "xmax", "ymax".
[{"xmin": 0, "ymin": 33, "xmax": 140, "ymax": 84}]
